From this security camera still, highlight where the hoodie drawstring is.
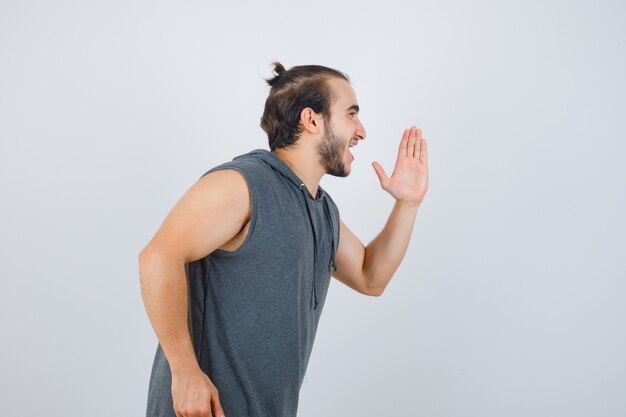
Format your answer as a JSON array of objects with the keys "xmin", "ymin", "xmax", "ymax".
[
  {"xmin": 323, "ymin": 201, "xmax": 338, "ymax": 274},
  {"xmin": 299, "ymin": 183, "xmax": 337, "ymax": 311},
  {"xmin": 300, "ymin": 183, "xmax": 319, "ymax": 310},
  {"xmin": 244, "ymin": 150, "xmax": 338, "ymax": 312}
]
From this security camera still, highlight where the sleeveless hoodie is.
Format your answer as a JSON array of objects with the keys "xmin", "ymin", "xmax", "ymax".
[{"xmin": 146, "ymin": 148, "xmax": 340, "ymax": 417}]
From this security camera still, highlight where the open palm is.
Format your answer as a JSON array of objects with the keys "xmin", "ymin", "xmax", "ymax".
[{"xmin": 372, "ymin": 126, "xmax": 429, "ymax": 205}]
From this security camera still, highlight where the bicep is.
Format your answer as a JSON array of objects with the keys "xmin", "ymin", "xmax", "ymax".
[
  {"xmin": 141, "ymin": 169, "xmax": 252, "ymax": 263},
  {"xmin": 332, "ymin": 219, "xmax": 369, "ymax": 294}
]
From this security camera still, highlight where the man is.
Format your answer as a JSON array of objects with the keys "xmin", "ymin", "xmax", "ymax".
[{"xmin": 139, "ymin": 62, "xmax": 429, "ymax": 417}]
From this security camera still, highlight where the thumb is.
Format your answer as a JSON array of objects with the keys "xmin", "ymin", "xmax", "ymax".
[
  {"xmin": 372, "ymin": 161, "xmax": 389, "ymax": 188},
  {"xmin": 211, "ymin": 392, "xmax": 226, "ymax": 417}
]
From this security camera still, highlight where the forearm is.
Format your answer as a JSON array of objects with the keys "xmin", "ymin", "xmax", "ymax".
[
  {"xmin": 138, "ymin": 251, "xmax": 198, "ymax": 374},
  {"xmin": 363, "ymin": 200, "xmax": 420, "ymax": 293}
]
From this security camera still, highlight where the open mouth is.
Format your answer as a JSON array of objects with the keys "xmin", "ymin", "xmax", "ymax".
[{"xmin": 348, "ymin": 141, "xmax": 357, "ymax": 159}]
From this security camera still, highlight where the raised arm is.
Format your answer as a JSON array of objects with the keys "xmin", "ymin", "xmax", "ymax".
[
  {"xmin": 138, "ymin": 168, "xmax": 251, "ymax": 417},
  {"xmin": 332, "ymin": 126, "xmax": 428, "ymax": 297},
  {"xmin": 332, "ymin": 203, "xmax": 419, "ymax": 296}
]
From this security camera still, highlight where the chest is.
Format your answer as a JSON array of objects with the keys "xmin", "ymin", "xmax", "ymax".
[{"xmin": 258, "ymin": 191, "xmax": 335, "ymax": 271}]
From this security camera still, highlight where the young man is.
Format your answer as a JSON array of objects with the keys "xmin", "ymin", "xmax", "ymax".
[{"xmin": 139, "ymin": 62, "xmax": 429, "ymax": 417}]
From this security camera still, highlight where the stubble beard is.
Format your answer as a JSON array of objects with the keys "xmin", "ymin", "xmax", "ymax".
[{"xmin": 317, "ymin": 122, "xmax": 349, "ymax": 178}]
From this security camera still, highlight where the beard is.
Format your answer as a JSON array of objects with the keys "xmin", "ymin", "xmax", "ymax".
[{"xmin": 316, "ymin": 122, "xmax": 350, "ymax": 178}]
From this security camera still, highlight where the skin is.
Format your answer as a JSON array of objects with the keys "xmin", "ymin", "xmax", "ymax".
[
  {"xmin": 138, "ymin": 76, "xmax": 429, "ymax": 417},
  {"xmin": 316, "ymin": 114, "xmax": 351, "ymax": 177}
]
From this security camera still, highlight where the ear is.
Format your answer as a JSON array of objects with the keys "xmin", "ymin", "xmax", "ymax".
[{"xmin": 299, "ymin": 107, "xmax": 323, "ymax": 135}]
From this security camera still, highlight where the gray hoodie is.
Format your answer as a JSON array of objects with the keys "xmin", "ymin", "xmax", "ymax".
[{"xmin": 146, "ymin": 148, "xmax": 341, "ymax": 417}]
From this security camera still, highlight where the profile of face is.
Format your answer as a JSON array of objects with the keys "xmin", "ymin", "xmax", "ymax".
[
  {"xmin": 317, "ymin": 121, "xmax": 349, "ymax": 177},
  {"xmin": 316, "ymin": 78, "xmax": 366, "ymax": 178}
]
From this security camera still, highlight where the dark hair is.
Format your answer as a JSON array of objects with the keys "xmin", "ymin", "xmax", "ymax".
[{"xmin": 260, "ymin": 61, "xmax": 350, "ymax": 151}]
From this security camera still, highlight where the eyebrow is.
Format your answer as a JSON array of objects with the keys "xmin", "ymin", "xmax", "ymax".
[{"xmin": 346, "ymin": 104, "xmax": 360, "ymax": 113}]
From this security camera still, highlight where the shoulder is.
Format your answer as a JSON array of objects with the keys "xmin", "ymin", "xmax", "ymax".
[
  {"xmin": 197, "ymin": 168, "xmax": 252, "ymax": 220},
  {"xmin": 202, "ymin": 155, "xmax": 272, "ymax": 185},
  {"xmin": 140, "ymin": 167, "xmax": 253, "ymax": 263}
]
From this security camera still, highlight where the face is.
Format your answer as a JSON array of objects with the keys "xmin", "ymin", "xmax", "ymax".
[{"xmin": 316, "ymin": 78, "xmax": 366, "ymax": 177}]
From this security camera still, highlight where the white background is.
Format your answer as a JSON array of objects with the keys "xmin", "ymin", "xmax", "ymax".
[{"xmin": 1, "ymin": 1, "xmax": 625, "ymax": 416}]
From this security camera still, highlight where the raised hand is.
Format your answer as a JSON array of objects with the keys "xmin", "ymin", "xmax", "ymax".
[{"xmin": 372, "ymin": 126, "xmax": 429, "ymax": 206}]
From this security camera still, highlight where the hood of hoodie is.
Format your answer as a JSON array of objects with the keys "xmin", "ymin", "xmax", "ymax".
[{"xmin": 237, "ymin": 148, "xmax": 338, "ymax": 310}]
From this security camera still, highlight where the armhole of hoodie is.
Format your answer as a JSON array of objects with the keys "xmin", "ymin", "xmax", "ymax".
[{"xmin": 199, "ymin": 164, "xmax": 258, "ymax": 257}]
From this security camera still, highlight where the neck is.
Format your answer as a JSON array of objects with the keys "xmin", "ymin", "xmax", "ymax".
[{"xmin": 273, "ymin": 146, "xmax": 325, "ymax": 198}]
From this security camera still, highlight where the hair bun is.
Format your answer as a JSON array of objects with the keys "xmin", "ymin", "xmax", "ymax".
[
  {"xmin": 272, "ymin": 61, "xmax": 286, "ymax": 76},
  {"xmin": 264, "ymin": 61, "xmax": 287, "ymax": 87}
]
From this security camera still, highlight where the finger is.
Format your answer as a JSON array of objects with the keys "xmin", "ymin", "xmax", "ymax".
[
  {"xmin": 419, "ymin": 138, "xmax": 428, "ymax": 165},
  {"xmin": 372, "ymin": 161, "xmax": 389, "ymax": 188},
  {"xmin": 413, "ymin": 128, "xmax": 422, "ymax": 158},
  {"xmin": 211, "ymin": 392, "xmax": 226, "ymax": 417},
  {"xmin": 398, "ymin": 128, "xmax": 409, "ymax": 158},
  {"xmin": 407, "ymin": 126, "xmax": 418, "ymax": 159}
]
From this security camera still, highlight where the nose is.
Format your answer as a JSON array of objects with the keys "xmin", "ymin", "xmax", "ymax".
[{"xmin": 355, "ymin": 120, "xmax": 366, "ymax": 141}]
